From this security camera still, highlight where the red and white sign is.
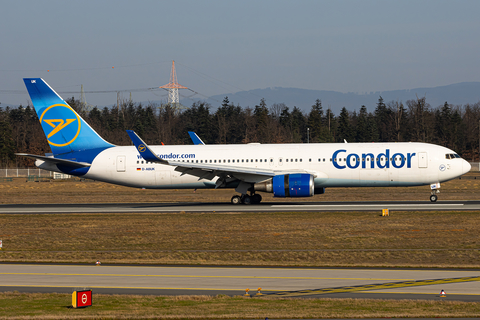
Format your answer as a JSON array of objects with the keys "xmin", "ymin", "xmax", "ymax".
[{"xmin": 72, "ymin": 290, "xmax": 92, "ymax": 308}]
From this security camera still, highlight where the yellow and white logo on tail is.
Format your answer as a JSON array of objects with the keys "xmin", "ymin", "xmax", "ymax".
[{"xmin": 40, "ymin": 104, "xmax": 81, "ymax": 147}]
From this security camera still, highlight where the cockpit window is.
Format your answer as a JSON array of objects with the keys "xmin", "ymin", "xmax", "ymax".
[{"xmin": 446, "ymin": 153, "xmax": 461, "ymax": 159}]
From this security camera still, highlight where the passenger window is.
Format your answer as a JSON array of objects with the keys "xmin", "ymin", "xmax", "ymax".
[
  {"xmin": 279, "ymin": 159, "xmax": 282, "ymax": 162},
  {"xmin": 295, "ymin": 159, "xmax": 298, "ymax": 162},
  {"xmin": 137, "ymin": 161, "xmax": 139, "ymax": 164},
  {"xmin": 286, "ymin": 159, "xmax": 289, "ymax": 162},
  {"xmin": 256, "ymin": 159, "xmax": 258, "ymax": 162},
  {"xmin": 270, "ymin": 159, "xmax": 273, "ymax": 162},
  {"xmin": 260, "ymin": 159, "xmax": 262, "ymax": 162}
]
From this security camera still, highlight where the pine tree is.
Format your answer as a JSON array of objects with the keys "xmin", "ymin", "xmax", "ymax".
[
  {"xmin": 337, "ymin": 107, "xmax": 353, "ymax": 142},
  {"xmin": 307, "ymin": 99, "xmax": 325, "ymax": 142},
  {"xmin": 0, "ymin": 114, "xmax": 16, "ymax": 167}
]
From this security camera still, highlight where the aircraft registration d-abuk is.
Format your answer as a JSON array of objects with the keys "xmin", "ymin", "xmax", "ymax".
[{"xmin": 18, "ymin": 78, "xmax": 471, "ymax": 204}]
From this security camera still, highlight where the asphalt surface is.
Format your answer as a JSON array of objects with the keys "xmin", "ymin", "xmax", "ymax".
[
  {"xmin": 1, "ymin": 200, "xmax": 480, "ymax": 214},
  {"xmin": 1, "ymin": 264, "xmax": 479, "ymax": 301}
]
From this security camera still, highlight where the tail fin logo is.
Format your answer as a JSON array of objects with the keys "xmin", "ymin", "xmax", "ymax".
[
  {"xmin": 39, "ymin": 104, "xmax": 81, "ymax": 147},
  {"xmin": 138, "ymin": 144, "xmax": 147, "ymax": 152}
]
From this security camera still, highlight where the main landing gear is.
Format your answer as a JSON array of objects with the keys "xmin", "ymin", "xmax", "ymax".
[{"xmin": 231, "ymin": 193, "xmax": 262, "ymax": 205}]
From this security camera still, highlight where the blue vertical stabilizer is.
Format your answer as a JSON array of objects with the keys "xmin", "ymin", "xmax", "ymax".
[{"xmin": 24, "ymin": 78, "xmax": 114, "ymax": 158}]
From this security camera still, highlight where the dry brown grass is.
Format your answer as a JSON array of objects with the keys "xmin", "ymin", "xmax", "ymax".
[
  {"xmin": 1, "ymin": 211, "xmax": 480, "ymax": 267},
  {"xmin": 1, "ymin": 173, "xmax": 479, "ymax": 266},
  {"xmin": 1, "ymin": 292, "xmax": 479, "ymax": 319},
  {"xmin": 0, "ymin": 172, "xmax": 479, "ymax": 204}
]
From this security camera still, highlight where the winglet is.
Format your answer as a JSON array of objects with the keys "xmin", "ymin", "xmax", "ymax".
[
  {"xmin": 126, "ymin": 130, "xmax": 168, "ymax": 164},
  {"xmin": 188, "ymin": 131, "xmax": 205, "ymax": 145}
]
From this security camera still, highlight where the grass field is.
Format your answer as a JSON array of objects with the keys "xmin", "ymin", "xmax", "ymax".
[
  {"xmin": 1, "ymin": 174, "xmax": 480, "ymax": 266},
  {"xmin": 1, "ymin": 210, "xmax": 479, "ymax": 267},
  {"xmin": 1, "ymin": 292, "xmax": 479, "ymax": 319}
]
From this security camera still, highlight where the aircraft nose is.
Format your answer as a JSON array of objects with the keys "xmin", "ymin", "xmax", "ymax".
[{"xmin": 463, "ymin": 159, "xmax": 472, "ymax": 174}]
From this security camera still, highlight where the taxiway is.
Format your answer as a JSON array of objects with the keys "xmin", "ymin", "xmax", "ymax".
[{"xmin": 1, "ymin": 264, "xmax": 479, "ymax": 301}]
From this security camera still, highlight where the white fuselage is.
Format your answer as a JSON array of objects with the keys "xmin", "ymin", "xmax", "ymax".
[{"xmin": 80, "ymin": 142, "xmax": 470, "ymax": 190}]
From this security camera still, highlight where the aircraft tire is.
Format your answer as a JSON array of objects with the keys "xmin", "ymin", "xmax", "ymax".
[
  {"xmin": 252, "ymin": 194, "xmax": 262, "ymax": 204},
  {"xmin": 231, "ymin": 195, "xmax": 242, "ymax": 205},
  {"xmin": 430, "ymin": 194, "xmax": 438, "ymax": 202},
  {"xmin": 242, "ymin": 195, "xmax": 252, "ymax": 205}
]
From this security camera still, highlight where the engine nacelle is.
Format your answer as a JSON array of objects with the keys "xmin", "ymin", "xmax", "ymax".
[{"xmin": 254, "ymin": 174, "xmax": 315, "ymax": 197}]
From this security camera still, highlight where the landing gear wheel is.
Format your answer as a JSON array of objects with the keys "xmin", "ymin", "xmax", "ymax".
[
  {"xmin": 231, "ymin": 195, "xmax": 242, "ymax": 205},
  {"xmin": 242, "ymin": 195, "xmax": 252, "ymax": 205},
  {"xmin": 430, "ymin": 194, "xmax": 438, "ymax": 202},
  {"xmin": 252, "ymin": 194, "xmax": 262, "ymax": 204}
]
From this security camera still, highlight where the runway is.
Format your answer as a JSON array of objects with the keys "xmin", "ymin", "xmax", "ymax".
[
  {"xmin": 1, "ymin": 264, "xmax": 479, "ymax": 301},
  {"xmin": 1, "ymin": 200, "xmax": 480, "ymax": 214}
]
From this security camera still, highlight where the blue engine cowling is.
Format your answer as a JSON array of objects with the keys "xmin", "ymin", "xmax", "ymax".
[{"xmin": 272, "ymin": 174, "xmax": 314, "ymax": 197}]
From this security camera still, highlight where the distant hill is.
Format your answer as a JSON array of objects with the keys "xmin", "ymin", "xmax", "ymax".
[{"xmin": 208, "ymin": 82, "xmax": 480, "ymax": 114}]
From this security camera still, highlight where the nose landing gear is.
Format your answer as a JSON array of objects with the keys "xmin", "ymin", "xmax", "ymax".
[{"xmin": 430, "ymin": 182, "xmax": 440, "ymax": 202}]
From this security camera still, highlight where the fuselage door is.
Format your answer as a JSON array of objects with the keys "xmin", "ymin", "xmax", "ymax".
[
  {"xmin": 116, "ymin": 155, "xmax": 126, "ymax": 172},
  {"xmin": 418, "ymin": 152, "xmax": 428, "ymax": 168}
]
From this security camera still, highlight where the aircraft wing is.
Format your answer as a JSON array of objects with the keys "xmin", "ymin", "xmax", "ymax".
[
  {"xmin": 126, "ymin": 130, "xmax": 317, "ymax": 185},
  {"xmin": 15, "ymin": 153, "xmax": 91, "ymax": 168},
  {"xmin": 188, "ymin": 131, "xmax": 205, "ymax": 145}
]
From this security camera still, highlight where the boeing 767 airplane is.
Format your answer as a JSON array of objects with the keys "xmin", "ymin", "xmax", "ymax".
[{"xmin": 17, "ymin": 78, "xmax": 471, "ymax": 204}]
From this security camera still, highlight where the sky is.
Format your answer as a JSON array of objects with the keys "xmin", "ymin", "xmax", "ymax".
[{"xmin": 1, "ymin": 0, "xmax": 480, "ymax": 107}]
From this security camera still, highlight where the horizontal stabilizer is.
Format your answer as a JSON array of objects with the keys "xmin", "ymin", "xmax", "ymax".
[{"xmin": 15, "ymin": 153, "xmax": 91, "ymax": 168}]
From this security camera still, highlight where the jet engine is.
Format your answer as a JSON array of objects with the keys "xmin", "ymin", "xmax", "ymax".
[{"xmin": 254, "ymin": 174, "xmax": 315, "ymax": 197}]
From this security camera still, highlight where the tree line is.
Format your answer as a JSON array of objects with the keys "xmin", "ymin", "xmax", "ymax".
[{"xmin": 1, "ymin": 95, "xmax": 480, "ymax": 168}]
